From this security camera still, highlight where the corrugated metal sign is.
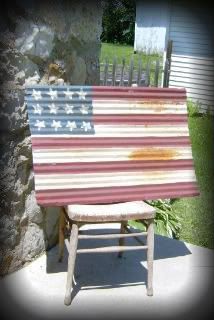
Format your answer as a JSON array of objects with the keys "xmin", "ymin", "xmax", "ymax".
[{"xmin": 25, "ymin": 85, "xmax": 199, "ymax": 206}]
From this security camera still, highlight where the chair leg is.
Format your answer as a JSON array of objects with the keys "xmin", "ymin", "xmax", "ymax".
[
  {"xmin": 146, "ymin": 218, "xmax": 154, "ymax": 296},
  {"xmin": 64, "ymin": 222, "xmax": 79, "ymax": 306},
  {"xmin": 58, "ymin": 208, "xmax": 66, "ymax": 262},
  {"xmin": 118, "ymin": 221, "xmax": 126, "ymax": 258}
]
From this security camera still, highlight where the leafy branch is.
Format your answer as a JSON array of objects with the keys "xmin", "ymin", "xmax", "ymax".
[{"xmin": 129, "ymin": 199, "xmax": 181, "ymax": 239}]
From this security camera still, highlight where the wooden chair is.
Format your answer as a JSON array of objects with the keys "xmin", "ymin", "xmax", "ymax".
[
  {"xmin": 59, "ymin": 202, "xmax": 155, "ymax": 305},
  {"xmin": 25, "ymin": 85, "xmax": 199, "ymax": 306}
]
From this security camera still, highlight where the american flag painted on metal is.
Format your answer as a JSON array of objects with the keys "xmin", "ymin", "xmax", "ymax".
[{"xmin": 25, "ymin": 85, "xmax": 199, "ymax": 206}]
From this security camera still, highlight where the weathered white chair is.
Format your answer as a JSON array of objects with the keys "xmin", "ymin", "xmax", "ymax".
[
  {"xmin": 59, "ymin": 202, "xmax": 155, "ymax": 305},
  {"xmin": 25, "ymin": 85, "xmax": 199, "ymax": 306}
]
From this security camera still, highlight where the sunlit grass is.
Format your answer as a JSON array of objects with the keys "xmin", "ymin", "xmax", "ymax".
[
  {"xmin": 100, "ymin": 42, "xmax": 161, "ymax": 65},
  {"xmin": 171, "ymin": 114, "xmax": 214, "ymax": 248}
]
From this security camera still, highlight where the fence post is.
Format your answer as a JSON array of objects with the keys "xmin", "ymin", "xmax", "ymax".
[
  {"xmin": 163, "ymin": 40, "xmax": 173, "ymax": 87},
  {"xmin": 119, "ymin": 57, "xmax": 125, "ymax": 86},
  {"xmin": 128, "ymin": 57, "xmax": 134, "ymax": 86},
  {"xmin": 103, "ymin": 57, "xmax": 109, "ymax": 86},
  {"xmin": 137, "ymin": 57, "xmax": 142, "ymax": 86},
  {"xmin": 154, "ymin": 58, "xmax": 160, "ymax": 87},
  {"xmin": 145, "ymin": 59, "xmax": 151, "ymax": 86},
  {"xmin": 112, "ymin": 56, "xmax": 117, "ymax": 86}
]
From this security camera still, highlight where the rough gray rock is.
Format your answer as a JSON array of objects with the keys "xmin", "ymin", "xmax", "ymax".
[
  {"xmin": 24, "ymin": 191, "xmax": 44, "ymax": 224},
  {"xmin": 21, "ymin": 224, "xmax": 46, "ymax": 262},
  {"xmin": 15, "ymin": 22, "xmax": 55, "ymax": 59},
  {"xmin": 0, "ymin": 0, "xmax": 103, "ymax": 276},
  {"xmin": 44, "ymin": 207, "xmax": 61, "ymax": 249}
]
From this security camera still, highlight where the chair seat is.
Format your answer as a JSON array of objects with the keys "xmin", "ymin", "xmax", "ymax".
[{"xmin": 66, "ymin": 201, "xmax": 155, "ymax": 222}]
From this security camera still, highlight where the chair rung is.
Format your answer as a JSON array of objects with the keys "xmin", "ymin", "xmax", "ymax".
[
  {"xmin": 123, "ymin": 226, "xmax": 146, "ymax": 245},
  {"xmin": 77, "ymin": 245, "xmax": 148, "ymax": 254},
  {"xmin": 78, "ymin": 231, "xmax": 147, "ymax": 240}
]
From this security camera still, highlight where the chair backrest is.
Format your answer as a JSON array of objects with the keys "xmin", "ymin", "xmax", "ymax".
[{"xmin": 25, "ymin": 85, "xmax": 199, "ymax": 206}]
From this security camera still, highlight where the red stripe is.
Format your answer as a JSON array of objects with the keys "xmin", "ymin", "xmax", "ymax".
[
  {"xmin": 91, "ymin": 100, "xmax": 185, "ymax": 104},
  {"xmin": 31, "ymin": 137, "xmax": 191, "ymax": 149},
  {"xmin": 35, "ymin": 182, "xmax": 199, "ymax": 206},
  {"xmin": 92, "ymin": 86, "xmax": 186, "ymax": 100},
  {"xmin": 92, "ymin": 86, "xmax": 186, "ymax": 94},
  {"xmin": 36, "ymin": 182, "xmax": 198, "ymax": 197},
  {"xmin": 37, "ymin": 190, "xmax": 199, "ymax": 206},
  {"xmin": 92, "ymin": 114, "xmax": 188, "ymax": 124},
  {"xmin": 92, "ymin": 91, "xmax": 186, "ymax": 100},
  {"xmin": 33, "ymin": 159, "xmax": 195, "ymax": 174}
]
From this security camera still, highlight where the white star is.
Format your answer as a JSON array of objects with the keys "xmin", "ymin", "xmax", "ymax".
[
  {"xmin": 51, "ymin": 120, "xmax": 62, "ymax": 131},
  {"xmin": 46, "ymin": 88, "xmax": 58, "ymax": 100},
  {"xmin": 64, "ymin": 104, "xmax": 74, "ymax": 114},
  {"xmin": 32, "ymin": 89, "xmax": 42, "ymax": 100},
  {"xmin": 32, "ymin": 104, "xmax": 43, "ymax": 115},
  {"xmin": 80, "ymin": 104, "xmax": 89, "ymax": 114},
  {"xmin": 78, "ymin": 88, "xmax": 87, "ymax": 100},
  {"xmin": 63, "ymin": 90, "xmax": 74, "ymax": 99},
  {"xmin": 48, "ymin": 103, "xmax": 58, "ymax": 114},
  {"xmin": 66, "ymin": 121, "xmax": 77, "ymax": 131},
  {"xmin": 34, "ymin": 120, "xmax": 45, "ymax": 131},
  {"xmin": 81, "ymin": 121, "xmax": 91, "ymax": 132}
]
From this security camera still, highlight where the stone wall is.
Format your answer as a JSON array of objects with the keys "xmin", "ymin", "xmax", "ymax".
[{"xmin": 0, "ymin": 0, "xmax": 103, "ymax": 275}]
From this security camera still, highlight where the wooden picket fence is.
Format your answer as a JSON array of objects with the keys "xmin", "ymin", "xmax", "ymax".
[{"xmin": 100, "ymin": 56, "xmax": 165, "ymax": 87}]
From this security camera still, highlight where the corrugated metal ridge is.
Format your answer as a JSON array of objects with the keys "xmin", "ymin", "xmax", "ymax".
[
  {"xmin": 34, "ymin": 170, "xmax": 197, "ymax": 191},
  {"xmin": 25, "ymin": 85, "xmax": 186, "ymax": 92},
  {"xmin": 29, "ymin": 114, "xmax": 188, "ymax": 121},
  {"xmin": 37, "ymin": 181, "xmax": 197, "ymax": 195},
  {"xmin": 31, "ymin": 137, "xmax": 191, "ymax": 148},
  {"xmin": 35, "ymin": 182, "xmax": 199, "ymax": 205},
  {"xmin": 25, "ymin": 85, "xmax": 187, "ymax": 99},
  {"xmin": 93, "ymin": 86, "xmax": 186, "ymax": 93},
  {"xmin": 33, "ymin": 159, "xmax": 195, "ymax": 174},
  {"xmin": 91, "ymin": 93, "xmax": 186, "ymax": 100},
  {"xmin": 28, "ymin": 115, "xmax": 189, "ymax": 125}
]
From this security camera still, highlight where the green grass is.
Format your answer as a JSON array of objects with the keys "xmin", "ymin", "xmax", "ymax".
[
  {"xmin": 171, "ymin": 114, "xmax": 214, "ymax": 248},
  {"xmin": 100, "ymin": 42, "xmax": 161, "ymax": 65}
]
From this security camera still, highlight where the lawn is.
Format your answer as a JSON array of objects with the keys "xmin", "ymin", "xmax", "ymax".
[
  {"xmin": 100, "ymin": 42, "xmax": 161, "ymax": 65},
  {"xmin": 171, "ymin": 114, "xmax": 214, "ymax": 249}
]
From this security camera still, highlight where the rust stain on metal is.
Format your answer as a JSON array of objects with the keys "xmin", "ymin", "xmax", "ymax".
[
  {"xmin": 129, "ymin": 148, "xmax": 179, "ymax": 160},
  {"xmin": 132, "ymin": 102, "xmax": 166, "ymax": 112},
  {"xmin": 153, "ymin": 103, "xmax": 166, "ymax": 113}
]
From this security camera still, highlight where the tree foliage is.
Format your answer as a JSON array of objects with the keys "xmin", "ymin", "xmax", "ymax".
[{"xmin": 101, "ymin": 0, "xmax": 136, "ymax": 45}]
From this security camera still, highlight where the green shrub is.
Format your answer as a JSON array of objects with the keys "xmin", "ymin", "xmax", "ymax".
[
  {"xmin": 187, "ymin": 100, "xmax": 201, "ymax": 117},
  {"xmin": 129, "ymin": 199, "xmax": 182, "ymax": 238},
  {"xmin": 187, "ymin": 100, "xmax": 213, "ymax": 118}
]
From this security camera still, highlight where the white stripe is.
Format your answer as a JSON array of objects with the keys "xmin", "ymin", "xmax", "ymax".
[
  {"xmin": 32, "ymin": 146, "xmax": 193, "ymax": 163},
  {"xmin": 34, "ymin": 169, "xmax": 197, "ymax": 190},
  {"xmin": 32, "ymin": 123, "xmax": 189, "ymax": 138},
  {"xmin": 92, "ymin": 101, "xmax": 187, "ymax": 114},
  {"xmin": 92, "ymin": 124, "xmax": 189, "ymax": 137}
]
